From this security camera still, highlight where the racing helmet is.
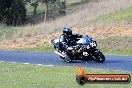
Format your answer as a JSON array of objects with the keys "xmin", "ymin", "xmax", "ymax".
[{"xmin": 63, "ymin": 26, "xmax": 72, "ymax": 37}]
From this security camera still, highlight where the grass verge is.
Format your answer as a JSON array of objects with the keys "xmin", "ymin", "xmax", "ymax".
[
  {"xmin": 101, "ymin": 49, "xmax": 132, "ymax": 56},
  {"xmin": 17, "ymin": 46, "xmax": 132, "ymax": 56},
  {"xmin": 97, "ymin": 36, "xmax": 132, "ymax": 56},
  {"xmin": 89, "ymin": 7, "xmax": 132, "ymax": 25},
  {"xmin": 0, "ymin": 62, "xmax": 131, "ymax": 88},
  {"xmin": 0, "ymin": 25, "xmax": 18, "ymax": 40}
]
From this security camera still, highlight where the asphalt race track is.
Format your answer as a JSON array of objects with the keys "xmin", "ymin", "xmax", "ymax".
[{"xmin": 0, "ymin": 51, "xmax": 132, "ymax": 71}]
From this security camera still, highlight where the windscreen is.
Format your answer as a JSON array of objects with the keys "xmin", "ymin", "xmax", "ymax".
[{"xmin": 76, "ymin": 36, "xmax": 92, "ymax": 45}]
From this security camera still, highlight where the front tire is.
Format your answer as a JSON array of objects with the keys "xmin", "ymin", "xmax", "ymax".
[{"xmin": 95, "ymin": 51, "xmax": 105, "ymax": 63}]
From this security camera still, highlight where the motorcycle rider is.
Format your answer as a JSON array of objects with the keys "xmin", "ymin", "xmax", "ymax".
[{"xmin": 59, "ymin": 26, "xmax": 82, "ymax": 51}]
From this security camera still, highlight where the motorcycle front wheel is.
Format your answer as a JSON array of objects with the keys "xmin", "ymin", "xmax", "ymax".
[{"xmin": 94, "ymin": 51, "xmax": 105, "ymax": 63}]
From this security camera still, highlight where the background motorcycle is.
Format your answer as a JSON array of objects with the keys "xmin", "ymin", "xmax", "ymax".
[{"xmin": 51, "ymin": 35, "xmax": 105, "ymax": 63}]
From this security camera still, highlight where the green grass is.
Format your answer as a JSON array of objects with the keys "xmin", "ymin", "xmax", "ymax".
[
  {"xmin": 0, "ymin": 25, "xmax": 18, "ymax": 40},
  {"xmin": 101, "ymin": 49, "xmax": 132, "ymax": 56},
  {"xmin": 97, "ymin": 36, "xmax": 132, "ymax": 56},
  {"xmin": 0, "ymin": 62, "xmax": 131, "ymax": 88},
  {"xmin": 89, "ymin": 7, "xmax": 132, "ymax": 25}
]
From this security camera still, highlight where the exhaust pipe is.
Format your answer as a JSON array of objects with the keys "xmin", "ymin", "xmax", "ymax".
[{"xmin": 54, "ymin": 51, "xmax": 65, "ymax": 58}]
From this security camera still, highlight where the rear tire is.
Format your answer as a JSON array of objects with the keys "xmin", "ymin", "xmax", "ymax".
[
  {"xmin": 58, "ymin": 51, "xmax": 72, "ymax": 63},
  {"xmin": 64, "ymin": 54, "xmax": 72, "ymax": 63},
  {"xmin": 60, "ymin": 56, "xmax": 64, "ymax": 59}
]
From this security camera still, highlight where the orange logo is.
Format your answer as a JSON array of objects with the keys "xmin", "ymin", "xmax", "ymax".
[{"xmin": 76, "ymin": 67, "xmax": 131, "ymax": 85}]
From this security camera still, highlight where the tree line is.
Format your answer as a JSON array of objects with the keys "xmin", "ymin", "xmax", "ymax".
[{"xmin": 0, "ymin": 0, "xmax": 66, "ymax": 26}]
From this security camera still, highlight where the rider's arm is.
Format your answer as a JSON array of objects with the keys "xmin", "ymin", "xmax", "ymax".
[
  {"xmin": 59, "ymin": 35, "xmax": 68, "ymax": 50},
  {"xmin": 74, "ymin": 34, "xmax": 82, "ymax": 38},
  {"xmin": 77, "ymin": 34, "xmax": 83, "ymax": 38},
  {"xmin": 59, "ymin": 35, "xmax": 67, "ymax": 44}
]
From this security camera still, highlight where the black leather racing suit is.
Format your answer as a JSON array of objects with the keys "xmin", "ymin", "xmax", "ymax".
[{"xmin": 59, "ymin": 34, "xmax": 82, "ymax": 51}]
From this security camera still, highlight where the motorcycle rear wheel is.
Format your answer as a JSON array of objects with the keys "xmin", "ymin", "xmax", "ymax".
[
  {"xmin": 59, "ymin": 51, "xmax": 72, "ymax": 63},
  {"xmin": 59, "ymin": 54, "xmax": 72, "ymax": 63},
  {"xmin": 64, "ymin": 54, "xmax": 72, "ymax": 63}
]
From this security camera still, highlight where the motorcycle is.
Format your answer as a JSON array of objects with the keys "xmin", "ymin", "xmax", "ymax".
[{"xmin": 51, "ymin": 35, "xmax": 105, "ymax": 63}]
